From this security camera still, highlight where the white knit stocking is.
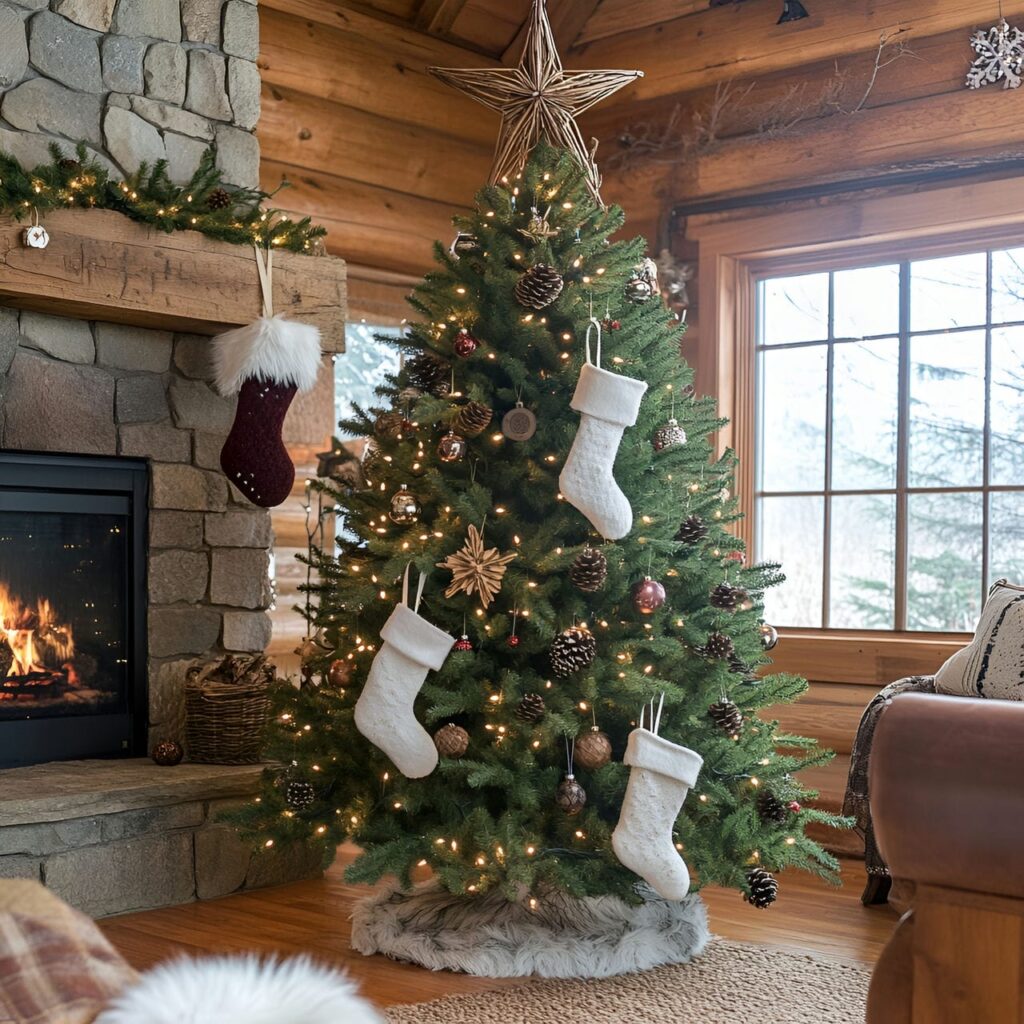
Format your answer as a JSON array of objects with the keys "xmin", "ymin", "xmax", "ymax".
[
  {"xmin": 354, "ymin": 575, "xmax": 454, "ymax": 779},
  {"xmin": 611, "ymin": 727, "xmax": 703, "ymax": 901},
  {"xmin": 559, "ymin": 328, "xmax": 647, "ymax": 540}
]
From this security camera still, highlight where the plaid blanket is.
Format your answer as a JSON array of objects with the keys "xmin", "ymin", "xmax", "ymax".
[{"xmin": 0, "ymin": 881, "xmax": 137, "ymax": 1024}]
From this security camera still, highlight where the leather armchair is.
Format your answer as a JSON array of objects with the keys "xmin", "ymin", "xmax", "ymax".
[{"xmin": 867, "ymin": 692, "xmax": 1024, "ymax": 1023}]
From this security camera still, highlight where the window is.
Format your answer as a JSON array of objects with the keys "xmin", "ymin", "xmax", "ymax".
[
  {"xmin": 335, "ymin": 320, "xmax": 403, "ymax": 431},
  {"xmin": 756, "ymin": 249, "xmax": 1024, "ymax": 632}
]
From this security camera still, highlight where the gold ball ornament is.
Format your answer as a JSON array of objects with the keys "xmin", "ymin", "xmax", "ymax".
[
  {"xmin": 556, "ymin": 774, "xmax": 587, "ymax": 815},
  {"xmin": 389, "ymin": 484, "xmax": 421, "ymax": 524},
  {"xmin": 434, "ymin": 723, "xmax": 470, "ymax": 758},
  {"xmin": 437, "ymin": 430, "xmax": 468, "ymax": 463},
  {"xmin": 575, "ymin": 728, "xmax": 612, "ymax": 771}
]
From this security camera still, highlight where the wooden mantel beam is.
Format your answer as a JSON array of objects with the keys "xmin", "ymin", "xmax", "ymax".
[{"xmin": 0, "ymin": 210, "xmax": 347, "ymax": 352}]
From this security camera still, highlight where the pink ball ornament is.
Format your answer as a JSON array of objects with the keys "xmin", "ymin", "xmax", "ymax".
[{"xmin": 631, "ymin": 576, "xmax": 666, "ymax": 615}]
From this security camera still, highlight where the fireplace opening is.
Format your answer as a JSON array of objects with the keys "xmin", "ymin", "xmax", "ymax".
[{"xmin": 0, "ymin": 453, "xmax": 147, "ymax": 767}]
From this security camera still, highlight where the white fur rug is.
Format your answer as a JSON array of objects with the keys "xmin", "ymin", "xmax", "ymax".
[
  {"xmin": 94, "ymin": 955, "xmax": 384, "ymax": 1024},
  {"xmin": 352, "ymin": 880, "xmax": 710, "ymax": 978}
]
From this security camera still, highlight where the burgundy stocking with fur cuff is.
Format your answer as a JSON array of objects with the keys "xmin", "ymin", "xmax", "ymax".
[{"xmin": 213, "ymin": 314, "xmax": 322, "ymax": 508}]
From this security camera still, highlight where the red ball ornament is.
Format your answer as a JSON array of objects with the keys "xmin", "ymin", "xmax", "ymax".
[
  {"xmin": 726, "ymin": 550, "xmax": 745, "ymax": 565},
  {"xmin": 437, "ymin": 431, "xmax": 467, "ymax": 463},
  {"xmin": 631, "ymin": 576, "xmax": 666, "ymax": 615},
  {"xmin": 507, "ymin": 634, "xmax": 520, "ymax": 648},
  {"xmin": 453, "ymin": 328, "xmax": 480, "ymax": 358},
  {"xmin": 602, "ymin": 318, "xmax": 621, "ymax": 331},
  {"xmin": 788, "ymin": 800, "xmax": 802, "ymax": 813},
  {"xmin": 453, "ymin": 634, "xmax": 474, "ymax": 653},
  {"xmin": 327, "ymin": 659, "xmax": 352, "ymax": 688}
]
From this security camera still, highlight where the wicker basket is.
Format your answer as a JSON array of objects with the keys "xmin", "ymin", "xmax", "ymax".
[{"xmin": 185, "ymin": 655, "xmax": 273, "ymax": 764}]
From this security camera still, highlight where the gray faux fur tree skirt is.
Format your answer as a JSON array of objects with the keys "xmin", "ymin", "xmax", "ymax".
[{"xmin": 351, "ymin": 880, "xmax": 710, "ymax": 978}]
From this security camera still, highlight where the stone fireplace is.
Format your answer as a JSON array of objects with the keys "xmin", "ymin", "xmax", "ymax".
[{"xmin": 0, "ymin": 0, "xmax": 341, "ymax": 914}]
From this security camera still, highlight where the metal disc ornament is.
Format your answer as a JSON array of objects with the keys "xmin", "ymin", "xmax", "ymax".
[
  {"xmin": 502, "ymin": 401, "xmax": 536, "ymax": 441},
  {"xmin": 388, "ymin": 484, "xmax": 421, "ymax": 524}
]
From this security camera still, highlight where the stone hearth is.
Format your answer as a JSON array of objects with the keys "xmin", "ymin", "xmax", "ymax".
[{"xmin": 0, "ymin": 760, "xmax": 322, "ymax": 917}]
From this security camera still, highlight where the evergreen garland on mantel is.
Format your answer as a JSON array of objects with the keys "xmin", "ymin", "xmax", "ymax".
[{"xmin": 0, "ymin": 143, "xmax": 326, "ymax": 254}]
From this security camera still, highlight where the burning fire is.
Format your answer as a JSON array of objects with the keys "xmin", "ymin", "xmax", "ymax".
[{"xmin": 0, "ymin": 582, "xmax": 75, "ymax": 679}]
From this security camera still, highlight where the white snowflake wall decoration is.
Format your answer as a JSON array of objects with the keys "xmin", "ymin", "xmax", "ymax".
[{"xmin": 967, "ymin": 18, "xmax": 1024, "ymax": 90}]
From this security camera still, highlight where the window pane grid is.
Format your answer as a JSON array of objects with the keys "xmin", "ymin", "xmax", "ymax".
[{"xmin": 755, "ymin": 252, "xmax": 1024, "ymax": 631}]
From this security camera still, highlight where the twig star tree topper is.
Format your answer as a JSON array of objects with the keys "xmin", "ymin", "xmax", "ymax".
[{"xmin": 430, "ymin": 0, "xmax": 643, "ymax": 204}]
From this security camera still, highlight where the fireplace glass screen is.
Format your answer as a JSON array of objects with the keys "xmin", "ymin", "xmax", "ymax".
[
  {"xmin": 0, "ymin": 453, "xmax": 147, "ymax": 767},
  {"xmin": 0, "ymin": 509, "xmax": 128, "ymax": 720}
]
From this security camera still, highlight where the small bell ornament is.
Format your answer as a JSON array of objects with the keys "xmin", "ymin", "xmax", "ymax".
[
  {"xmin": 389, "ymin": 484, "xmax": 421, "ymax": 524},
  {"xmin": 759, "ymin": 621, "xmax": 779, "ymax": 651},
  {"xmin": 653, "ymin": 418, "xmax": 686, "ymax": 452},
  {"xmin": 437, "ymin": 430, "xmax": 467, "ymax": 463},
  {"xmin": 452, "ymin": 329, "xmax": 479, "ymax": 358},
  {"xmin": 631, "ymin": 576, "xmax": 666, "ymax": 615}
]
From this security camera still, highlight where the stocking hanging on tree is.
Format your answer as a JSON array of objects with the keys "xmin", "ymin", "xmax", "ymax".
[
  {"xmin": 354, "ymin": 567, "xmax": 455, "ymax": 779},
  {"xmin": 213, "ymin": 245, "xmax": 322, "ymax": 507},
  {"xmin": 559, "ymin": 319, "xmax": 647, "ymax": 540},
  {"xmin": 611, "ymin": 696, "xmax": 703, "ymax": 901}
]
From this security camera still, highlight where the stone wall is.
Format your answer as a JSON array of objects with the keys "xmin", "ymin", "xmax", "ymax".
[
  {"xmin": 0, "ymin": 0, "xmax": 259, "ymax": 187},
  {"xmin": 0, "ymin": 306, "xmax": 273, "ymax": 748}
]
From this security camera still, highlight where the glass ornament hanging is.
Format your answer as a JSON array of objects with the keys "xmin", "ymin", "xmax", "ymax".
[{"xmin": 388, "ymin": 484, "xmax": 421, "ymax": 524}]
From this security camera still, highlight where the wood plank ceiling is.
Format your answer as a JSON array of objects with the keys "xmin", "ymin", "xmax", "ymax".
[{"xmin": 259, "ymin": 0, "xmax": 1024, "ymax": 281}]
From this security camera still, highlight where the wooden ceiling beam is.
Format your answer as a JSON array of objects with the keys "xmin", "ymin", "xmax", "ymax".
[
  {"xmin": 259, "ymin": 5, "xmax": 500, "ymax": 148},
  {"xmin": 575, "ymin": 0, "xmax": 707, "ymax": 47},
  {"xmin": 415, "ymin": 0, "xmax": 470, "ymax": 35},
  {"xmin": 570, "ymin": 0, "xmax": 1024, "ymax": 106},
  {"xmin": 500, "ymin": 0, "xmax": 603, "ymax": 65}
]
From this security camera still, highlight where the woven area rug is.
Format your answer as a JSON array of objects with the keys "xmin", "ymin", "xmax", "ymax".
[{"xmin": 384, "ymin": 939, "xmax": 870, "ymax": 1024}]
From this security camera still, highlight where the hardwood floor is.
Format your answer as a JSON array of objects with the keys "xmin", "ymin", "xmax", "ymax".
[{"xmin": 99, "ymin": 849, "xmax": 897, "ymax": 1009}]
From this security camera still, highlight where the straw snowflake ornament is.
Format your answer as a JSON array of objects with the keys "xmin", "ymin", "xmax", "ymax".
[{"xmin": 437, "ymin": 524, "xmax": 517, "ymax": 606}]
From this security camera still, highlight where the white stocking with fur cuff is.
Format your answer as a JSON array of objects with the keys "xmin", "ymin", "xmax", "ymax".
[{"xmin": 354, "ymin": 570, "xmax": 455, "ymax": 779}]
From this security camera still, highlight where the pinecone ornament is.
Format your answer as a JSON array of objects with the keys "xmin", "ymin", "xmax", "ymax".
[
  {"xmin": 745, "ymin": 868, "xmax": 779, "ymax": 908},
  {"xmin": 206, "ymin": 186, "xmax": 232, "ymax": 210},
  {"xmin": 514, "ymin": 263, "xmax": 564, "ymax": 309},
  {"xmin": 434, "ymin": 723, "xmax": 470, "ymax": 758},
  {"xmin": 710, "ymin": 582, "xmax": 748, "ymax": 611},
  {"xmin": 550, "ymin": 625, "xmax": 597, "ymax": 677},
  {"xmin": 676, "ymin": 514, "xmax": 708, "ymax": 544},
  {"xmin": 708, "ymin": 698, "xmax": 743, "ymax": 734},
  {"xmin": 405, "ymin": 353, "xmax": 451, "ymax": 397},
  {"xmin": 756, "ymin": 790, "xmax": 789, "ymax": 825},
  {"xmin": 653, "ymin": 418, "xmax": 687, "ymax": 452},
  {"xmin": 454, "ymin": 400, "xmax": 492, "ymax": 437},
  {"xmin": 285, "ymin": 780, "xmax": 316, "ymax": 810},
  {"xmin": 556, "ymin": 774, "xmax": 587, "ymax": 815},
  {"xmin": 575, "ymin": 728, "xmax": 612, "ymax": 771},
  {"xmin": 704, "ymin": 632, "xmax": 735, "ymax": 660},
  {"xmin": 569, "ymin": 547, "xmax": 607, "ymax": 592},
  {"xmin": 515, "ymin": 692, "xmax": 546, "ymax": 722}
]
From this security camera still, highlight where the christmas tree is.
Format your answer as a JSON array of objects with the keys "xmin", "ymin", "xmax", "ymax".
[{"xmin": 234, "ymin": 4, "xmax": 845, "ymax": 917}]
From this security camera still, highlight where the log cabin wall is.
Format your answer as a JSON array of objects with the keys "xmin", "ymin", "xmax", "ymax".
[{"xmin": 256, "ymin": 0, "xmax": 1022, "ymax": 823}]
